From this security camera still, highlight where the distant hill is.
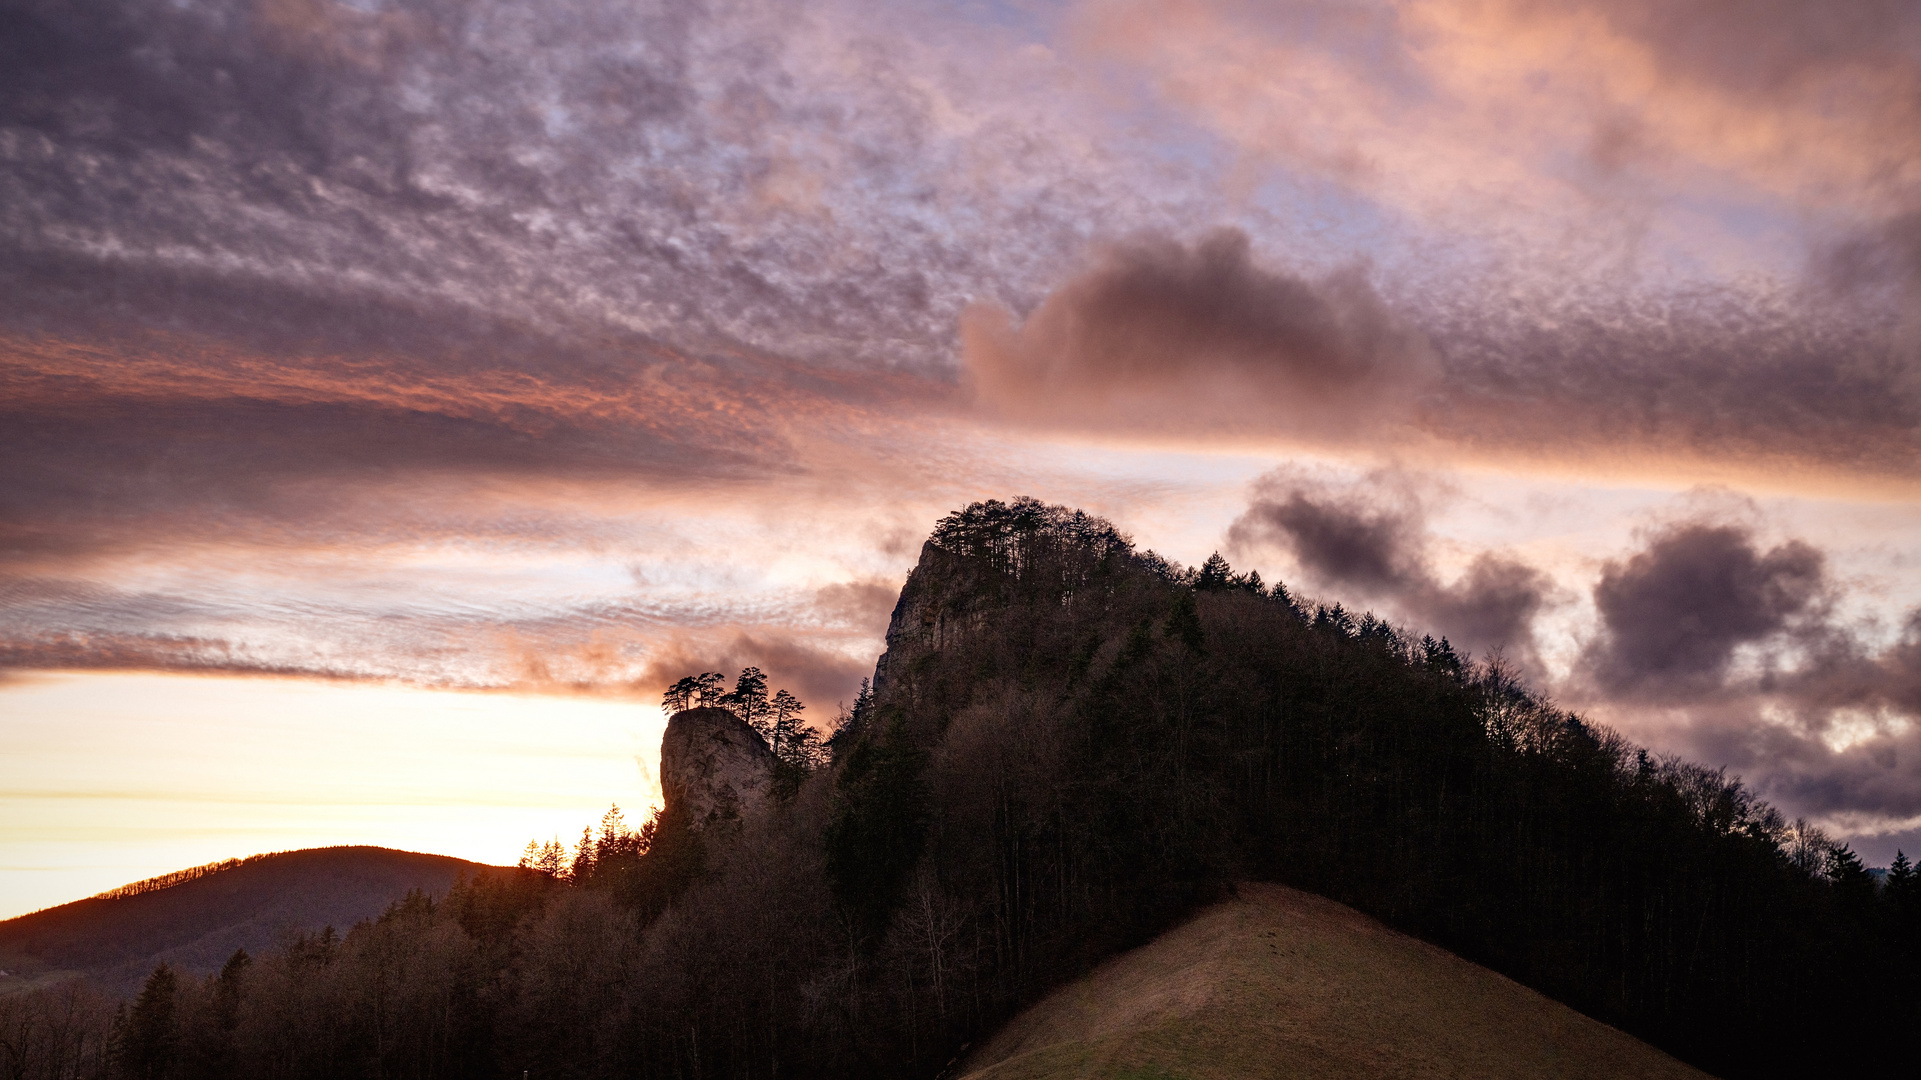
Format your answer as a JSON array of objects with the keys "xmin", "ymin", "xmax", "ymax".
[
  {"xmin": 962, "ymin": 883, "xmax": 1714, "ymax": 1080},
  {"xmin": 0, "ymin": 847, "xmax": 505, "ymax": 996}
]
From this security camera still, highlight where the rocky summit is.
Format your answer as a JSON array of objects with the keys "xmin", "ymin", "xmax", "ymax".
[{"xmin": 659, "ymin": 706, "xmax": 775, "ymax": 829}]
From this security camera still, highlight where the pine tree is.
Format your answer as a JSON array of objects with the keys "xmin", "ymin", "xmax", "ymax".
[
  {"xmin": 569, "ymin": 826, "xmax": 596, "ymax": 883},
  {"xmin": 771, "ymin": 689, "xmax": 806, "ymax": 760},
  {"xmin": 1195, "ymin": 552, "xmax": 1233, "ymax": 591},
  {"xmin": 1163, "ymin": 589, "xmax": 1205, "ymax": 652},
  {"xmin": 725, "ymin": 667, "xmax": 772, "ymax": 739},
  {"xmin": 1888, "ymin": 850, "xmax": 1916, "ymax": 912},
  {"xmin": 662, "ymin": 676, "xmax": 700, "ymax": 713},
  {"xmin": 1826, "ymin": 843, "xmax": 1875, "ymax": 902},
  {"xmin": 694, "ymin": 671, "xmax": 727, "ymax": 707},
  {"xmin": 596, "ymin": 804, "xmax": 642, "ymax": 862},
  {"xmin": 116, "ymin": 963, "xmax": 179, "ymax": 1080},
  {"xmin": 520, "ymin": 836, "xmax": 569, "ymax": 878}
]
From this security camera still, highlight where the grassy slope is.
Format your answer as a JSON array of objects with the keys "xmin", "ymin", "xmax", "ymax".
[
  {"xmin": 961, "ymin": 884, "xmax": 1714, "ymax": 1080},
  {"xmin": 0, "ymin": 847, "xmax": 501, "ymax": 995}
]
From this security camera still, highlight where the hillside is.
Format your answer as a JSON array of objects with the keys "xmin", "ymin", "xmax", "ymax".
[
  {"xmin": 961, "ymin": 884, "xmax": 1712, "ymax": 1080},
  {"xmin": 0, "ymin": 847, "xmax": 502, "ymax": 995}
]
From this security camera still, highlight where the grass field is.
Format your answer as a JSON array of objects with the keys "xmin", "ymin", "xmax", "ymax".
[{"xmin": 959, "ymin": 884, "xmax": 1713, "ymax": 1080}]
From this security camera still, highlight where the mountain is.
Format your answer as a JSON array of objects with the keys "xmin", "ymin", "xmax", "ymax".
[
  {"xmin": 1, "ymin": 499, "xmax": 1912, "ymax": 1080},
  {"xmin": 0, "ymin": 847, "xmax": 503, "ymax": 995},
  {"xmin": 960, "ymin": 883, "xmax": 1710, "ymax": 1080}
]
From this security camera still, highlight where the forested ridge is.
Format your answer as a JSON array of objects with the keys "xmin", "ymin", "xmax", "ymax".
[{"xmin": 6, "ymin": 498, "xmax": 1918, "ymax": 1080}]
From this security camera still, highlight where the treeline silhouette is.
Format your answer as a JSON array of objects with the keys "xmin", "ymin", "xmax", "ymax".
[
  {"xmin": 87, "ymin": 861, "xmax": 248, "ymax": 904},
  {"xmin": 6, "ymin": 497, "xmax": 1918, "ymax": 1079}
]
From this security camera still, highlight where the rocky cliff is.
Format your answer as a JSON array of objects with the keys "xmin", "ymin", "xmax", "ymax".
[
  {"xmin": 871, "ymin": 539, "xmax": 986, "ymax": 695},
  {"xmin": 659, "ymin": 706, "xmax": 775, "ymax": 829}
]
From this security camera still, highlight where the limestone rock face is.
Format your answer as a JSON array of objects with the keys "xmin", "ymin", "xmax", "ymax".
[
  {"xmin": 659, "ymin": 706, "xmax": 776, "ymax": 829},
  {"xmin": 873, "ymin": 540, "xmax": 982, "ymax": 695}
]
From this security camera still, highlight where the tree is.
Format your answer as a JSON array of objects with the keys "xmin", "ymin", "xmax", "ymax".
[
  {"xmin": 115, "ymin": 963, "xmax": 178, "ymax": 1080},
  {"xmin": 725, "ymin": 667, "xmax": 772, "ymax": 739},
  {"xmin": 1195, "ymin": 552, "xmax": 1234, "ymax": 591},
  {"xmin": 595, "ymin": 805, "xmax": 645, "ymax": 863},
  {"xmin": 662, "ymin": 676, "xmax": 700, "ymax": 714},
  {"xmin": 829, "ymin": 678, "xmax": 872, "ymax": 753},
  {"xmin": 1826, "ymin": 843, "xmax": 1875, "ymax": 901},
  {"xmin": 519, "ymin": 836, "xmax": 569, "ymax": 878},
  {"xmin": 570, "ymin": 826, "xmax": 597, "ymax": 882},
  {"xmin": 1163, "ymin": 589, "xmax": 1205, "ymax": 653},
  {"xmin": 185, "ymin": 949, "xmax": 249, "ymax": 1080},
  {"xmin": 694, "ymin": 671, "xmax": 727, "ymax": 707},
  {"xmin": 771, "ymin": 689, "xmax": 806, "ymax": 760},
  {"xmin": 1887, "ymin": 850, "xmax": 1916, "ymax": 912}
]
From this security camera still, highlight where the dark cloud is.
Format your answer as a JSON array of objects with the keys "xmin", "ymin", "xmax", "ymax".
[
  {"xmin": 1554, "ymin": 516, "xmax": 1921, "ymax": 851},
  {"xmin": 1583, "ymin": 523, "xmax": 1827, "ymax": 697},
  {"xmin": 1227, "ymin": 469, "xmax": 1552, "ymax": 670},
  {"xmin": 1227, "ymin": 477, "xmax": 1421, "ymax": 593},
  {"xmin": 964, "ymin": 228, "xmax": 1436, "ymax": 435}
]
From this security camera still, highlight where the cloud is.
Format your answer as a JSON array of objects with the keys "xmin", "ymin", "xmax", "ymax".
[
  {"xmin": 964, "ymin": 228, "xmax": 1436, "ymax": 437},
  {"xmin": 1545, "ymin": 512, "xmax": 1921, "ymax": 846},
  {"xmin": 1227, "ymin": 468, "xmax": 1552, "ymax": 670},
  {"xmin": 1227, "ymin": 472, "xmax": 1423, "ymax": 592},
  {"xmin": 1582, "ymin": 522, "xmax": 1826, "ymax": 697}
]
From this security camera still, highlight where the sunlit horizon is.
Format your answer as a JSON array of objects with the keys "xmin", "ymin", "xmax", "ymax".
[{"xmin": 0, "ymin": 671, "xmax": 667, "ymax": 919}]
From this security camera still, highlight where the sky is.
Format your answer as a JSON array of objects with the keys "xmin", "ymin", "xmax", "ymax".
[{"xmin": 2, "ymin": 0, "xmax": 1919, "ymax": 917}]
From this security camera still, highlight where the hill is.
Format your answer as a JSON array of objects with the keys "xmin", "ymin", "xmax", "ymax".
[
  {"xmin": 961, "ymin": 883, "xmax": 1712, "ymax": 1080},
  {"xmin": 0, "ymin": 847, "xmax": 502, "ymax": 995}
]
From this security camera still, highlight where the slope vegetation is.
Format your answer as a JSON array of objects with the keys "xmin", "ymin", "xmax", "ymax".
[
  {"xmin": 0, "ymin": 847, "xmax": 498, "ymax": 995},
  {"xmin": 963, "ymin": 883, "xmax": 1712, "ymax": 1080}
]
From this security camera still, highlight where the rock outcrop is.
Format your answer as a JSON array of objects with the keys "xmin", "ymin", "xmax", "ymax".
[
  {"xmin": 872, "ymin": 539, "xmax": 983, "ymax": 695},
  {"xmin": 659, "ymin": 706, "xmax": 776, "ymax": 829}
]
